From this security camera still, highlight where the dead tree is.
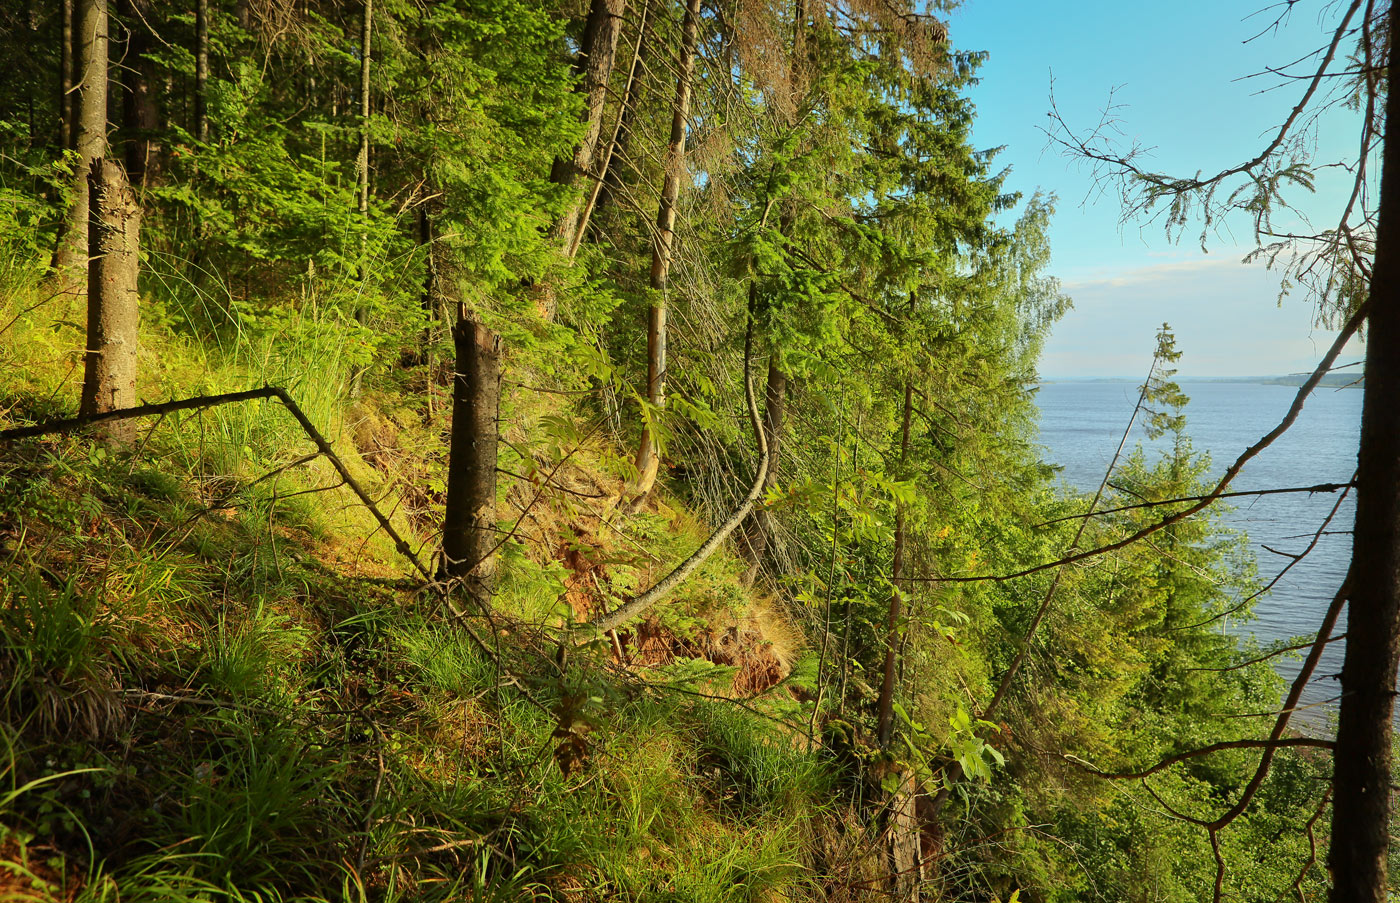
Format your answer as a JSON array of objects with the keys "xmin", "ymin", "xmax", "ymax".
[
  {"xmin": 79, "ymin": 158, "xmax": 141, "ymax": 444},
  {"xmin": 441, "ymin": 316, "xmax": 501, "ymax": 609}
]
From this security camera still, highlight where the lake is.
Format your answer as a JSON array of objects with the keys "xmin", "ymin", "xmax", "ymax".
[{"xmin": 1035, "ymin": 379, "xmax": 1363, "ymax": 733}]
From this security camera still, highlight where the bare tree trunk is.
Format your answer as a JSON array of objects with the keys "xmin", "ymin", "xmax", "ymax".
[
  {"xmin": 417, "ymin": 203, "xmax": 441, "ymax": 370},
  {"xmin": 1328, "ymin": 3, "xmax": 1400, "ymax": 897},
  {"xmin": 357, "ymin": 0, "xmax": 371, "ymax": 228},
  {"xmin": 739, "ymin": 354, "xmax": 787, "ymax": 585},
  {"xmin": 194, "ymin": 0, "xmax": 208, "ymax": 142},
  {"xmin": 80, "ymin": 158, "xmax": 141, "ymax": 444},
  {"xmin": 877, "ymin": 377, "xmax": 913, "ymax": 748},
  {"xmin": 588, "ymin": 303, "xmax": 770, "ymax": 635},
  {"xmin": 349, "ymin": 0, "xmax": 373, "ymax": 395},
  {"xmin": 592, "ymin": 2, "xmax": 652, "ymax": 229},
  {"xmin": 549, "ymin": 0, "xmax": 626, "ymax": 262},
  {"xmin": 570, "ymin": 0, "xmax": 650, "ymax": 258},
  {"xmin": 53, "ymin": 0, "xmax": 108, "ymax": 296},
  {"xmin": 631, "ymin": 0, "xmax": 701, "ymax": 500},
  {"xmin": 441, "ymin": 315, "xmax": 501, "ymax": 609},
  {"xmin": 120, "ymin": 0, "xmax": 160, "ymax": 187},
  {"xmin": 60, "ymin": 0, "xmax": 74, "ymax": 150}
]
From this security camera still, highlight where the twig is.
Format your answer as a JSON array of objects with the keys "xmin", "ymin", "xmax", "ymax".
[
  {"xmin": 1064, "ymin": 737, "xmax": 1333, "ymax": 781},
  {"xmin": 1033, "ymin": 482, "xmax": 1354, "ymax": 528}
]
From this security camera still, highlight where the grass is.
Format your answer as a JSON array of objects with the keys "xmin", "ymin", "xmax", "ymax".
[{"xmin": 0, "ymin": 264, "xmax": 851, "ymax": 902}]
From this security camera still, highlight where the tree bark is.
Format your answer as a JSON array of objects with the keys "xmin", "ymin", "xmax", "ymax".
[
  {"xmin": 53, "ymin": 0, "xmax": 108, "ymax": 295},
  {"xmin": 441, "ymin": 316, "xmax": 501, "ymax": 609},
  {"xmin": 1328, "ymin": 2, "xmax": 1400, "ymax": 897},
  {"xmin": 739, "ymin": 354, "xmax": 787, "ymax": 585},
  {"xmin": 120, "ymin": 0, "xmax": 160, "ymax": 187},
  {"xmin": 549, "ymin": 0, "xmax": 626, "ymax": 262},
  {"xmin": 877, "ymin": 377, "xmax": 913, "ymax": 748},
  {"xmin": 60, "ymin": 0, "xmax": 75, "ymax": 150},
  {"xmin": 357, "ymin": 0, "xmax": 371, "ymax": 227},
  {"xmin": 632, "ymin": 0, "xmax": 701, "ymax": 500},
  {"xmin": 194, "ymin": 0, "xmax": 208, "ymax": 142},
  {"xmin": 590, "ymin": 0, "xmax": 651, "ymax": 228},
  {"xmin": 79, "ymin": 158, "xmax": 141, "ymax": 444},
  {"xmin": 349, "ymin": 0, "xmax": 373, "ymax": 397}
]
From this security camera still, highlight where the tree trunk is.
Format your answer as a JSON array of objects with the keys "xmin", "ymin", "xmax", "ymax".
[
  {"xmin": 194, "ymin": 0, "xmax": 208, "ymax": 142},
  {"xmin": 739, "ymin": 354, "xmax": 787, "ymax": 585},
  {"xmin": 120, "ymin": 0, "xmax": 160, "ymax": 188},
  {"xmin": 60, "ymin": 0, "xmax": 74, "ymax": 150},
  {"xmin": 357, "ymin": 0, "xmax": 371, "ymax": 227},
  {"xmin": 632, "ymin": 0, "xmax": 701, "ymax": 500},
  {"xmin": 570, "ymin": 0, "xmax": 650, "ymax": 258},
  {"xmin": 549, "ymin": 0, "xmax": 626, "ymax": 263},
  {"xmin": 417, "ymin": 203, "xmax": 441, "ymax": 369},
  {"xmin": 79, "ymin": 158, "xmax": 141, "ymax": 444},
  {"xmin": 441, "ymin": 315, "xmax": 501, "ymax": 609},
  {"xmin": 53, "ymin": 0, "xmax": 108, "ymax": 296},
  {"xmin": 592, "ymin": 2, "xmax": 652, "ymax": 229},
  {"xmin": 348, "ymin": 0, "xmax": 373, "ymax": 396},
  {"xmin": 1328, "ymin": 2, "xmax": 1400, "ymax": 897},
  {"xmin": 877, "ymin": 377, "xmax": 913, "ymax": 748}
]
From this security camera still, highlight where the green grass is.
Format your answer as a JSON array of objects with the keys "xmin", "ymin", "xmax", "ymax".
[{"xmin": 0, "ymin": 259, "xmax": 850, "ymax": 903}]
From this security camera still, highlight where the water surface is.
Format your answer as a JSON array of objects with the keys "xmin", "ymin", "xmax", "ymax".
[{"xmin": 1035, "ymin": 380, "xmax": 1362, "ymax": 733}]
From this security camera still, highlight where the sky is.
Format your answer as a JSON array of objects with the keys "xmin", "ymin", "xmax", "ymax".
[{"xmin": 944, "ymin": 0, "xmax": 1370, "ymax": 378}]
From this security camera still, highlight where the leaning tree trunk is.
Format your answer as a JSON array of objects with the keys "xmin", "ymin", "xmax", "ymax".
[
  {"xmin": 631, "ymin": 0, "xmax": 701, "ymax": 501},
  {"xmin": 1328, "ymin": 2, "xmax": 1400, "ymax": 898},
  {"xmin": 589, "ymin": 0, "xmax": 651, "ymax": 231},
  {"xmin": 79, "ymin": 158, "xmax": 141, "ymax": 444},
  {"xmin": 549, "ymin": 0, "xmax": 626, "ymax": 263},
  {"xmin": 441, "ymin": 315, "xmax": 501, "ymax": 609},
  {"xmin": 739, "ymin": 354, "xmax": 787, "ymax": 585},
  {"xmin": 53, "ymin": 0, "xmax": 108, "ymax": 297}
]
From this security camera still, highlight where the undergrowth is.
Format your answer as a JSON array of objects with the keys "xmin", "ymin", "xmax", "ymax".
[{"xmin": 0, "ymin": 277, "xmax": 856, "ymax": 903}]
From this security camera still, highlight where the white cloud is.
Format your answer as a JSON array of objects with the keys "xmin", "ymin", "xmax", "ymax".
[{"xmin": 1040, "ymin": 258, "xmax": 1363, "ymax": 378}]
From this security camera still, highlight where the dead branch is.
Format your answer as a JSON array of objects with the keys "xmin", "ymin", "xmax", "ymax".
[
  {"xmin": 905, "ymin": 301, "xmax": 1367, "ymax": 586},
  {"xmin": 584, "ymin": 294, "xmax": 770, "ymax": 634},
  {"xmin": 0, "ymin": 386, "xmax": 432, "ymax": 579},
  {"xmin": 1065, "ymin": 737, "xmax": 1333, "ymax": 781},
  {"xmin": 1033, "ymin": 481, "xmax": 1354, "ymax": 528}
]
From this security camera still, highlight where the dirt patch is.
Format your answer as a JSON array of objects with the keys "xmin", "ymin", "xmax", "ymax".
[
  {"xmin": 621, "ymin": 618, "xmax": 790, "ymax": 697},
  {"xmin": 0, "ymin": 839, "xmax": 79, "ymax": 902}
]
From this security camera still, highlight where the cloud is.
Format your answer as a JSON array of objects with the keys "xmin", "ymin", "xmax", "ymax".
[{"xmin": 1040, "ymin": 258, "xmax": 1363, "ymax": 378}]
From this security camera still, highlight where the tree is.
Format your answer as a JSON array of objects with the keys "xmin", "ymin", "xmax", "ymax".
[
  {"xmin": 630, "ymin": 0, "xmax": 702, "ymax": 502},
  {"xmin": 79, "ymin": 157, "xmax": 141, "ymax": 442},
  {"xmin": 1044, "ymin": 1, "xmax": 1396, "ymax": 897},
  {"xmin": 441, "ymin": 316, "xmax": 501, "ymax": 608},
  {"xmin": 1330, "ymin": 2, "xmax": 1400, "ymax": 894},
  {"xmin": 53, "ymin": 0, "xmax": 107, "ymax": 295},
  {"xmin": 550, "ymin": 0, "xmax": 627, "ymax": 260}
]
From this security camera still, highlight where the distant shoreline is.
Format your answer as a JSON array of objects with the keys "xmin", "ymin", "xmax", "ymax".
[{"xmin": 1039, "ymin": 374, "xmax": 1363, "ymax": 389}]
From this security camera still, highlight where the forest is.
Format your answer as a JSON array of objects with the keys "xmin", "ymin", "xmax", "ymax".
[{"xmin": 0, "ymin": 0, "xmax": 1394, "ymax": 900}]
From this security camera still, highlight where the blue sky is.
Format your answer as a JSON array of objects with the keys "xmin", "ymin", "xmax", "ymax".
[{"xmin": 945, "ymin": 0, "xmax": 1369, "ymax": 377}]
